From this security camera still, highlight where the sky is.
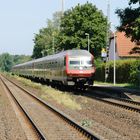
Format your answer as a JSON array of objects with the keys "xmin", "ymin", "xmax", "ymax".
[{"xmin": 0, "ymin": 0, "xmax": 129, "ymax": 55}]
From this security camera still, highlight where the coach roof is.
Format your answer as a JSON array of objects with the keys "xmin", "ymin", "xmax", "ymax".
[{"xmin": 13, "ymin": 49, "xmax": 92, "ymax": 67}]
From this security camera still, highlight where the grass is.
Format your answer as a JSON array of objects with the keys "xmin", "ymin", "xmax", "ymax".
[
  {"xmin": 14, "ymin": 75, "xmax": 42, "ymax": 90},
  {"xmin": 94, "ymin": 81, "xmax": 140, "ymax": 90},
  {"xmin": 41, "ymin": 86, "xmax": 82, "ymax": 110},
  {"xmin": 95, "ymin": 81, "xmax": 131, "ymax": 87},
  {"xmin": 81, "ymin": 119, "xmax": 93, "ymax": 128},
  {"xmin": 11, "ymin": 74, "xmax": 82, "ymax": 110}
]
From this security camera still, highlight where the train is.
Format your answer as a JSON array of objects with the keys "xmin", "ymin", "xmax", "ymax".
[{"xmin": 12, "ymin": 49, "xmax": 96, "ymax": 88}]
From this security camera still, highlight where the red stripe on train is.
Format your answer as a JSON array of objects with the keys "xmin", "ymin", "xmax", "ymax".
[
  {"xmin": 66, "ymin": 69, "xmax": 95, "ymax": 77},
  {"xmin": 66, "ymin": 54, "xmax": 69, "ymax": 73}
]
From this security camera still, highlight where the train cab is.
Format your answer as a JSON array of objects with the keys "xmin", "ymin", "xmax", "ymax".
[{"xmin": 65, "ymin": 50, "xmax": 95, "ymax": 86}]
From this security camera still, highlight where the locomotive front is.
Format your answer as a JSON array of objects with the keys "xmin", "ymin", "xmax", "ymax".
[{"xmin": 65, "ymin": 50, "xmax": 95, "ymax": 86}]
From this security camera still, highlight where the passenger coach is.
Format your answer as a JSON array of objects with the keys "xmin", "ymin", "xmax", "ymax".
[{"xmin": 12, "ymin": 50, "xmax": 96, "ymax": 87}]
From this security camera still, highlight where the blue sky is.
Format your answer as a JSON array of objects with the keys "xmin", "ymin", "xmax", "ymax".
[{"xmin": 0, "ymin": 0, "xmax": 128, "ymax": 55}]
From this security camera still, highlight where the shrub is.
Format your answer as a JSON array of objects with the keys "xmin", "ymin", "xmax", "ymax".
[{"xmin": 95, "ymin": 59, "xmax": 140, "ymax": 86}]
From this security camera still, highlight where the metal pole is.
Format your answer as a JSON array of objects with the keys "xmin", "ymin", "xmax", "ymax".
[
  {"xmin": 88, "ymin": 34, "xmax": 90, "ymax": 52},
  {"xmin": 113, "ymin": 32, "xmax": 116, "ymax": 85}
]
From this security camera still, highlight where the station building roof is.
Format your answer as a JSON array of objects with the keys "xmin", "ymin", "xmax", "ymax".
[{"xmin": 111, "ymin": 32, "xmax": 140, "ymax": 57}]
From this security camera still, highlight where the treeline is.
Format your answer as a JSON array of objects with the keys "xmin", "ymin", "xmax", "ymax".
[
  {"xmin": 0, "ymin": 53, "xmax": 31, "ymax": 72},
  {"xmin": 32, "ymin": 0, "xmax": 140, "ymax": 59},
  {"xmin": 32, "ymin": 2, "xmax": 108, "ymax": 59}
]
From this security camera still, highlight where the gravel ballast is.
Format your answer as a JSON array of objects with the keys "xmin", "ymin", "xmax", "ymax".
[
  {"xmin": 9, "ymin": 76, "xmax": 140, "ymax": 140},
  {"xmin": 0, "ymin": 79, "xmax": 28, "ymax": 140}
]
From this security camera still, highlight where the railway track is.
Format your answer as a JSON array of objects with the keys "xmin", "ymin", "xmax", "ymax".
[
  {"xmin": 86, "ymin": 88, "xmax": 140, "ymax": 114},
  {"xmin": 1, "ymin": 74, "xmax": 101, "ymax": 140},
  {"xmin": 0, "ymin": 75, "xmax": 46, "ymax": 140}
]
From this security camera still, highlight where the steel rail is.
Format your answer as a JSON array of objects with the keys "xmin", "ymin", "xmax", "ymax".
[
  {"xmin": 0, "ymin": 76, "xmax": 46, "ymax": 140},
  {"xmin": 89, "ymin": 87, "xmax": 140, "ymax": 106},
  {"xmin": 2, "ymin": 75, "xmax": 101, "ymax": 140},
  {"xmin": 89, "ymin": 86, "xmax": 140, "ymax": 108},
  {"xmin": 107, "ymin": 96, "xmax": 140, "ymax": 106},
  {"xmin": 99, "ymin": 97, "xmax": 140, "ymax": 113},
  {"xmin": 85, "ymin": 93, "xmax": 140, "ymax": 113}
]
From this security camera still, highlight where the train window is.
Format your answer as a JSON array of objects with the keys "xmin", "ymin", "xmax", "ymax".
[
  {"xmin": 81, "ymin": 60, "xmax": 92, "ymax": 65},
  {"xmin": 69, "ymin": 61, "xmax": 80, "ymax": 65},
  {"xmin": 85, "ymin": 60, "xmax": 92, "ymax": 65}
]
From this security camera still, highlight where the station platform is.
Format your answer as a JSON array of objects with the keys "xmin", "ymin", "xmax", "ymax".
[{"xmin": 94, "ymin": 83, "xmax": 140, "ymax": 102}]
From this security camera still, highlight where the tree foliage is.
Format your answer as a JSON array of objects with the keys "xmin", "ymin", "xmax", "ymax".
[
  {"xmin": 0, "ymin": 53, "xmax": 13, "ymax": 72},
  {"xmin": 0, "ymin": 53, "xmax": 31, "ymax": 72},
  {"xmin": 32, "ymin": 3, "xmax": 108, "ymax": 58},
  {"xmin": 32, "ymin": 12, "xmax": 62, "ymax": 59},
  {"xmin": 95, "ymin": 59, "xmax": 140, "ymax": 86},
  {"xmin": 12, "ymin": 55, "xmax": 31, "ymax": 65},
  {"xmin": 59, "ymin": 2, "xmax": 107, "ymax": 57},
  {"xmin": 116, "ymin": 0, "xmax": 140, "ymax": 45}
]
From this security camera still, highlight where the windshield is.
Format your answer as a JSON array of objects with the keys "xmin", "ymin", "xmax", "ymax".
[
  {"xmin": 69, "ymin": 58, "xmax": 92, "ymax": 66},
  {"xmin": 69, "ymin": 60, "xmax": 80, "ymax": 65},
  {"xmin": 81, "ymin": 60, "xmax": 92, "ymax": 65}
]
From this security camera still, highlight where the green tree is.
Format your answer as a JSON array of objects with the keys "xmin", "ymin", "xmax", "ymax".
[
  {"xmin": 116, "ymin": 0, "xmax": 140, "ymax": 46},
  {"xmin": 12, "ymin": 55, "xmax": 31, "ymax": 65},
  {"xmin": 59, "ymin": 2, "xmax": 107, "ymax": 57},
  {"xmin": 0, "ymin": 54, "xmax": 31, "ymax": 72},
  {"xmin": 0, "ymin": 53, "xmax": 13, "ymax": 72},
  {"xmin": 32, "ymin": 12, "xmax": 62, "ymax": 59}
]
